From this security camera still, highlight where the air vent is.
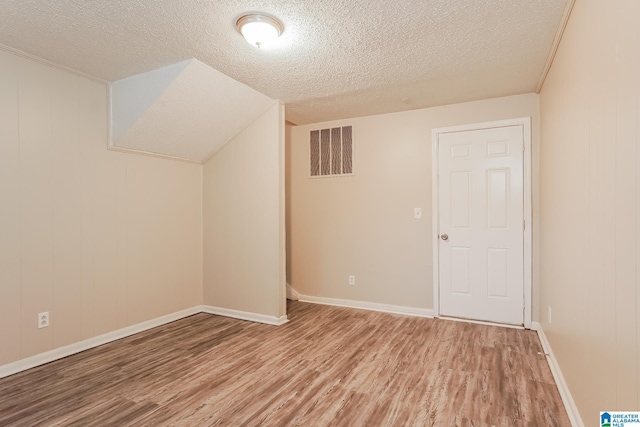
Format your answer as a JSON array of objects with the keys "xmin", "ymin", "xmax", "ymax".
[{"xmin": 310, "ymin": 126, "xmax": 353, "ymax": 177}]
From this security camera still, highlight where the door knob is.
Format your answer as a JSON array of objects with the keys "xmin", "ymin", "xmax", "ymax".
[{"xmin": 441, "ymin": 233, "xmax": 448, "ymax": 241}]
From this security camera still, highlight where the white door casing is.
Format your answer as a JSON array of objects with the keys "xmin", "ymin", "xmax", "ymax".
[{"xmin": 432, "ymin": 118, "xmax": 532, "ymax": 327}]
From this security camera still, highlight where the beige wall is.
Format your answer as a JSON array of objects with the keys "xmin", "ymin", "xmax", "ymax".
[
  {"xmin": 288, "ymin": 94, "xmax": 540, "ymax": 313},
  {"xmin": 539, "ymin": 0, "xmax": 640, "ymax": 419},
  {"xmin": 203, "ymin": 103, "xmax": 286, "ymax": 318},
  {"xmin": 0, "ymin": 49, "xmax": 202, "ymax": 366}
]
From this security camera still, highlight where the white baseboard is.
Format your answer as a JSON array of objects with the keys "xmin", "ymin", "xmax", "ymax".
[
  {"xmin": 201, "ymin": 305, "xmax": 289, "ymax": 326},
  {"xmin": 297, "ymin": 294, "xmax": 434, "ymax": 318},
  {"xmin": 0, "ymin": 304, "xmax": 289, "ymax": 379},
  {"xmin": 532, "ymin": 322, "xmax": 584, "ymax": 427},
  {"xmin": 0, "ymin": 306, "xmax": 201, "ymax": 379},
  {"xmin": 286, "ymin": 283, "xmax": 300, "ymax": 301}
]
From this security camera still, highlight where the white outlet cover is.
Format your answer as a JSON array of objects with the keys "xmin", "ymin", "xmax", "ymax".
[
  {"xmin": 414, "ymin": 208, "xmax": 422, "ymax": 219},
  {"xmin": 38, "ymin": 312, "xmax": 50, "ymax": 329}
]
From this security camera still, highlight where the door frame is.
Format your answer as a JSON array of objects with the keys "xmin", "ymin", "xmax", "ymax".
[{"xmin": 431, "ymin": 117, "xmax": 532, "ymax": 328}]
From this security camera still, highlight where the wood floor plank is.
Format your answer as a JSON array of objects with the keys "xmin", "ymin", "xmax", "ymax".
[{"xmin": 0, "ymin": 301, "xmax": 571, "ymax": 426}]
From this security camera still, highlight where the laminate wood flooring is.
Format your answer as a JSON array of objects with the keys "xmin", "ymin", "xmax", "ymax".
[{"xmin": 0, "ymin": 301, "xmax": 570, "ymax": 426}]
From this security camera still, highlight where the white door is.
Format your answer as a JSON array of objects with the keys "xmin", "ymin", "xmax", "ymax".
[{"xmin": 437, "ymin": 125, "xmax": 524, "ymax": 325}]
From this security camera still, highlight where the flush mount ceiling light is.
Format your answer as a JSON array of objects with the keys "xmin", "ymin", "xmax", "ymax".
[{"xmin": 236, "ymin": 13, "xmax": 283, "ymax": 48}]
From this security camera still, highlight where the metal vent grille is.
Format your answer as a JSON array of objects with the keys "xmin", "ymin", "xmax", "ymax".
[{"xmin": 310, "ymin": 126, "xmax": 353, "ymax": 177}]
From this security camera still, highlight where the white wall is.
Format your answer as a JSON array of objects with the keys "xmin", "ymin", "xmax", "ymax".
[
  {"xmin": 288, "ymin": 94, "xmax": 540, "ymax": 314},
  {"xmin": 111, "ymin": 60, "xmax": 189, "ymax": 142},
  {"xmin": 203, "ymin": 103, "xmax": 286, "ymax": 319},
  {"xmin": 539, "ymin": 0, "xmax": 640, "ymax": 419},
  {"xmin": 0, "ymin": 48, "xmax": 202, "ymax": 366}
]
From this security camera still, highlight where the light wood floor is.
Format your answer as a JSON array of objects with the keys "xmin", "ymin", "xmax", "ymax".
[{"xmin": 0, "ymin": 301, "xmax": 570, "ymax": 426}]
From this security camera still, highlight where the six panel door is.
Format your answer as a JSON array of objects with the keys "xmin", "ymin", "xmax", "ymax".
[{"xmin": 438, "ymin": 125, "xmax": 524, "ymax": 325}]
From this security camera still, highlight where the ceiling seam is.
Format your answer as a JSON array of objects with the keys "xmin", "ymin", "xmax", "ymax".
[
  {"xmin": 0, "ymin": 42, "xmax": 108, "ymax": 84},
  {"xmin": 535, "ymin": 0, "xmax": 576, "ymax": 93},
  {"xmin": 106, "ymin": 146, "xmax": 203, "ymax": 165}
]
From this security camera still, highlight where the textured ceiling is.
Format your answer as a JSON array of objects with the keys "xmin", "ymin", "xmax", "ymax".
[
  {"xmin": 111, "ymin": 59, "xmax": 275, "ymax": 162},
  {"xmin": 0, "ymin": 0, "xmax": 567, "ymax": 125}
]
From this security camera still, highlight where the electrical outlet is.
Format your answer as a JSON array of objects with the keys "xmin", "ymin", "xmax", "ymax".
[
  {"xmin": 348, "ymin": 275, "xmax": 355, "ymax": 286},
  {"xmin": 547, "ymin": 306, "xmax": 552, "ymax": 324},
  {"xmin": 38, "ymin": 312, "xmax": 49, "ymax": 329}
]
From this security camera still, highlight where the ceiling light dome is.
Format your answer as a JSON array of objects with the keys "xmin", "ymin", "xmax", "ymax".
[{"xmin": 236, "ymin": 14, "xmax": 283, "ymax": 48}]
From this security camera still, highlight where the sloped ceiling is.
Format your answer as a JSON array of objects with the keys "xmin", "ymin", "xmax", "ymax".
[
  {"xmin": 0, "ymin": 0, "xmax": 567, "ymax": 125},
  {"xmin": 111, "ymin": 59, "xmax": 275, "ymax": 162}
]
